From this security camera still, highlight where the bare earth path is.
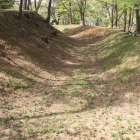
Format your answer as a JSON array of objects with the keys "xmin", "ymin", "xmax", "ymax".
[{"xmin": 0, "ymin": 26, "xmax": 140, "ymax": 140}]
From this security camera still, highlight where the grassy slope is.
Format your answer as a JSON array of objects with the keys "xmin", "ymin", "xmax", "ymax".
[
  {"xmin": 0, "ymin": 12, "xmax": 140, "ymax": 140},
  {"xmin": 0, "ymin": 10, "xmax": 76, "ymax": 94},
  {"xmin": 53, "ymin": 24, "xmax": 82, "ymax": 34}
]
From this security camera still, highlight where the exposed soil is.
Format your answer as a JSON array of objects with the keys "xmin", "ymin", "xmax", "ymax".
[{"xmin": 0, "ymin": 11, "xmax": 140, "ymax": 140}]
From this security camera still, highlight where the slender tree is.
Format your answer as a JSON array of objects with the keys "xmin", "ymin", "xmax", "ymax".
[
  {"xmin": 19, "ymin": 0, "xmax": 23, "ymax": 19},
  {"xmin": 127, "ymin": 7, "xmax": 132, "ymax": 31},
  {"xmin": 114, "ymin": 0, "xmax": 118, "ymax": 28},
  {"xmin": 135, "ymin": 4, "xmax": 140, "ymax": 33},
  {"xmin": 34, "ymin": 0, "xmax": 42, "ymax": 13},
  {"xmin": 123, "ymin": 6, "xmax": 127, "ymax": 32},
  {"xmin": 76, "ymin": 0, "xmax": 87, "ymax": 26},
  {"xmin": 46, "ymin": 0, "xmax": 52, "ymax": 24}
]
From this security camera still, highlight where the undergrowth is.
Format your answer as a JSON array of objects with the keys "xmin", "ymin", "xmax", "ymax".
[{"xmin": 0, "ymin": 16, "xmax": 140, "ymax": 140}]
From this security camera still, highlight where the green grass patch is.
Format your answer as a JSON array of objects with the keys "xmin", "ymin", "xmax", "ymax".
[
  {"xmin": 53, "ymin": 25, "xmax": 82, "ymax": 33},
  {"xmin": 97, "ymin": 33, "xmax": 140, "ymax": 72}
]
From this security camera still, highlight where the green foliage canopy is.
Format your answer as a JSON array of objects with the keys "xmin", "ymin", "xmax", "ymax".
[{"xmin": 0, "ymin": 0, "xmax": 14, "ymax": 9}]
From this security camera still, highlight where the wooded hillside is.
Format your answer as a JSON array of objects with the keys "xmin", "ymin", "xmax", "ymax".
[
  {"xmin": 0, "ymin": 11, "xmax": 140, "ymax": 140},
  {"xmin": 1, "ymin": 0, "xmax": 140, "ymax": 33}
]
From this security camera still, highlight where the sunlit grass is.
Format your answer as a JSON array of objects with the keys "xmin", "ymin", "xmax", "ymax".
[
  {"xmin": 53, "ymin": 25, "xmax": 82, "ymax": 33},
  {"xmin": 1, "ymin": 22, "xmax": 140, "ymax": 140}
]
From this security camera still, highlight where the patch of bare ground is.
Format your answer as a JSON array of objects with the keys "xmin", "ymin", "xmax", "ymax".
[{"xmin": 0, "ymin": 11, "xmax": 140, "ymax": 140}]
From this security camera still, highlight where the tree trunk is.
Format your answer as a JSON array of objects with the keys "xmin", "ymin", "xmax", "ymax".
[
  {"xmin": 127, "ymin": 7, "xmax": 132, "ymax": 31},
  {"xmin": 27, "ymin": 0, "xmax": 32, "ymax": 10},
  {"xmin": 34, "ymin": 0, "xmax": 37, "ymax": 10},
  {"xmin": 78, "ymin": 0, "xmax": 86, "ymax": 26},
  {"xmin": 27, "ymin": 0, "xmax": 30, "ymax": 10},
  {"xmin": 114, "ymin": 0, "xmax": 118, "ymax": 28},
  {"xmin": 46, "ymin": 0, "xmax": 52, "ymax": 25},
  {"xmin": 111, "ymin": 5, "xmax": 114, "ymax": 28},
  {"xmin": 69, "ymin": 2, "xmax": 73, "ymax": 24},
  {"xmin": 22, "ymin": 0, "xmax": 32, "ymax": 10},
  {"xmin": 23, "ymin": 0, "xmax": 27, "ymax": 10},
  {"xmin": 135, "ymin": 5, "xmax": 140, "ymax": 33},
  {"xmin": 123, "ymin": 8, "xmax": 127, "ymax": 32},
  {"xmin": 19, "ymin": 0, "xmax": 23, "ymax": 19},
  {"xmin": 34, "ymin": 0, "xmax": 42, "ymax": 12},
  {"xmin": 80, "ymin": 11, "xmax": 85, "ymax": 26},
  {"xmin": 82, "ymin": 10, "xmax": 85, "ymax": 26},
  {"xmin": 130, "ymin": 8, "xmax": 134, "ymax": 31}
]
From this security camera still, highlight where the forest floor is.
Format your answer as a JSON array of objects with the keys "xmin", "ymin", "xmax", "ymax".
[{"xmin": 0, "ymin": 11, "xmax": 140, "ymax": 140}]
